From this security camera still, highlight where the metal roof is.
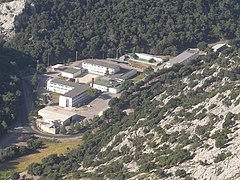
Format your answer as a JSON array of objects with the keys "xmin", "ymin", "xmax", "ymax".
[{"xmin": 168, "ymin": 48, "xmax": 199, "ymax": 65}]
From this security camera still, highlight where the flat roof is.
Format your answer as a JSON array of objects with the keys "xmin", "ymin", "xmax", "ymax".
[
  {"xmin": 38, "ymin": 106, "xmax": 77, "ymax": 122},
  {"xmin": 82, "ymin": 59, "xmax": 120, "ymax": 69},
  {"xmin": 64, "ymin": 84, "xmax": 89, "ymax": 98},
  {"xmin": 95, "ymin": 77, "xmax": 121, "ymax": 88},
  {"xmin": 168, "ymin": 48, "xmax": 199, "ymax": 65},
  {"xmin": 50, "ymin": 78, "xmax": 80, "ymax": 88},
  {"xmin": 50, "ymin": 78, "xmax": 89, "ymax": 98},
  {"xmin": 63, "ymin": 68, "xmax": 81, "ymax": 74}
]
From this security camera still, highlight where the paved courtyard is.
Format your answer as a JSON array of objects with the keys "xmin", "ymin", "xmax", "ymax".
[
  {"xmin": 76, "ymin": 92, "xmax": 120, "ymax": 120},
  {"xmin": 75, "ymin": 73, "xmax": 101, "ymax": 84}
]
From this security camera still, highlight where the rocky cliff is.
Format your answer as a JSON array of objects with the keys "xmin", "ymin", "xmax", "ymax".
[{"xmin": 0, "ymin": 0, "xmax": 26, "ymax": 40}]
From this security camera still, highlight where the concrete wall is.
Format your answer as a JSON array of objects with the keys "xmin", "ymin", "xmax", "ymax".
[
  {"xmin": 47, "ymin": 80, "xmax": 74, "ymax": 94},
  {"xmin": 82, "ymin": 62, "xmax": 120, "ymax": 75},
  {"xmin": 61, "ymin": 70, "xmax": 82, "ymax": 79}
]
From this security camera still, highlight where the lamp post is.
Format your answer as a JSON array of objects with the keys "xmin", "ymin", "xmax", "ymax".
[{"xmin": 76, "ymin": 51, "xmax": 78, "ymax": 61}]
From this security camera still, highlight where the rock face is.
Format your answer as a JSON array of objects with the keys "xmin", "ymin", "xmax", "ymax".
[{"xmin": 0, "ymin": 0, "xmax": 26, "ymax": 39}]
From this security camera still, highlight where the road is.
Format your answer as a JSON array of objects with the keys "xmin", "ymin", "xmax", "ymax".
[{"xmin": 0, "ymin": 75, "xmax": 83, "ymax": 149}]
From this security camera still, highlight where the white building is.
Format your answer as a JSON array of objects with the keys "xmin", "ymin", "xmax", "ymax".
[
  {"xmin": 47, "ymin": 79, "xmax": 90, "ymax": 108},
  {"xmin": 38, "ymin": 106, "xmax": 78, "ymax": 126},
  {"xmin": 82, "ymin": 59, "xmax": 120, "ymax": 75},
  {"xmin": 61, "ymin": 68, "xmax": 83, "ymax": 79},
  {"xmin": 165, "ymin": 48, "xmax": 200, "ymax": 68},
  {"xmin": 47, "ymin": 79, "xmax": 74, "ymax": 94},
  {"xmin": 59, "ymin": 84, "xmax": 90, "ymax": 108},
  {"xmin": 212, "ymin": 43, "xmax": 230, "ymax": 53},
  {"xmin": 135, "ymin": 53, "xmax": 164, "ymax": 63},
  {"xmin": 91, "ymin": 77, "xmax": 122, "ymax": 94}
]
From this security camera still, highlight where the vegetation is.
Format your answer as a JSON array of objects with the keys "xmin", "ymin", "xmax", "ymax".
[
  {"xmin": 24, "ymin": 46, "xmax": 240, "ymax": 179},
  {"xmin": 0, "ymin": 46, "xmax": 32, "ymax": 137},
  {"xmin": 5, "ymin": 0, "xmax": 240, "ymax": 63}
]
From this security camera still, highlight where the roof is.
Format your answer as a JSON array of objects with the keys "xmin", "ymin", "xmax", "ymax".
[
  {"xmin": 82, "ymin": 59, "xmax": 120, "ymax": 69},
  {"xmin": 168, "ymin": 48, "xmax": 199, "ymax": 65},
  {"xmin": 94, "ymin": 77, "xmax": 121, "ymax": 88},
  {"xmin": 64, "ymin": 84, "xmax": 89, "ymax": 98},
  {"xmin": 51, "ymin": 64, "xmax": 63, "ymax": 69},
  {"xmin": 212, "ymin": 44, "xmax": 228, "ymax": 52},
  {"xmin": 38, "ymin": 106, "xmax": 77, "ymax": 123},
  {"xmin": 120, "ymin": 69, "xmax": 137, "ymax": 80},
  {"xmin": 50, "ymin": 78, "xmax": 79, "ymax": 88},
  {"xmin": 63, "ymin": 68, "xmax": 81, "ymax": 74},
  {"xmin": 50, "ymin": 79, "xmax": 89, "ymax": 98}
]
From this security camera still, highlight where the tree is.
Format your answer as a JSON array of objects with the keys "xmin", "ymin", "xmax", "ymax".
[
  {"xmin": 60, "ymin": 125, "xmax": 66, "ymax": 134},
  {"xmin": 143, "ymin": 66, "xmax": 154, "ymax": 74},
  {"xmin": 197, "ymin": 41, "xmax": 208, "ymax": 50},
  {"xmin": 175, "ymin": 169, "xmax": 187, "ymax": 178}
]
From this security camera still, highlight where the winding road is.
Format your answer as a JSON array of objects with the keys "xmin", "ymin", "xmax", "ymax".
[{"xmin": 0, "ymin": 75, "xmax": 83, "ymax": 149}]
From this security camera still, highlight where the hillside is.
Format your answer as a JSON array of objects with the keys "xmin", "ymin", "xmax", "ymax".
[
  {"xmin": 26, "ymin": 44, "xmax": 240, "ymax": 179},
  {"xmin": 0, "ymin": 46, "xmax": 32, "ymax": 137},
  {"xmin": 4, "ymin": 0, "xmax": 240, "ymax": 63}
]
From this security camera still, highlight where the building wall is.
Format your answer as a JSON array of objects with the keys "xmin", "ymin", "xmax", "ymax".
[
  {"xmin": 59, "ymin": 91, "xmax": 90, "ymax": 108},
  {"xmin": 61, "ymin": 70, "xmax": 82, "ymax": 79},
  {"xmin": 82, "ymin": 62, "xmax": 120, "ymax": 75},
  {"xmin": 47, "ymin": 80, "xmax": 74, "ymax": 94},
  {"xmin": 92, "ymin": 83, "xmax": 108, "ymax": 92},
  {"xmin": 37, "ymin": 122, "xmax": 57, "ymax": 134}
]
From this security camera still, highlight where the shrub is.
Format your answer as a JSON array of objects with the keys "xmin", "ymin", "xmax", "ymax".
[{"xmin": 175, "ymin": 169, "xmax": 187, "ymax": 178}]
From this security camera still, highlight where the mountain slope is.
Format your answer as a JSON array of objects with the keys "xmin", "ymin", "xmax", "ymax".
[
  {"xmin": 5, "ymin": 0, "xmax": 240, "ymax": 63},
  {"xmin": 26, "ymin": 45, "xmax": 240, "ymax": 179}
]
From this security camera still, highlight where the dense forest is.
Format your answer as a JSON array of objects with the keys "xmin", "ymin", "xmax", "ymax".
[
  {"xmin": 26, "ymin": 45, "xmax": 240, "ymax": 179},
  {"xmin": 0, "ymin": 44, "xmax": 32, "ymax": 137},
  {"xmin": 5, "ymin": 0, "xmax": 240, "ymax": 64}
]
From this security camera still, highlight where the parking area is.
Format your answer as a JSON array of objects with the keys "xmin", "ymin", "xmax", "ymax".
[
  {"xmin": 75, "ymin": 73, "xmax": 101, "ymax": 84},
  {"xmin": 76, "ymin": 92, "xmax": 120, "ymax": 120}
]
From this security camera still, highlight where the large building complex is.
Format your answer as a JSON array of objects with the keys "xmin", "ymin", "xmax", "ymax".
[
  {"xmin": 165, "ymin": 48, "xmax": 200, "ymax": 68},
  {"xmin": 47, "ymin": 79, "xmax": 90, "ymax": 108},
  {"xmin": 82, "ymin": 59, "xmax": 120, "ymax": 75}
]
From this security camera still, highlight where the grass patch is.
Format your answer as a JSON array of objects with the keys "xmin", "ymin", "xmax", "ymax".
[
  {"xmin": 0, "ymin": 140, "xmax": 81, "ymax": 173},
  {"xmin": 49, "ymin": 92, "xmax": 60, "ymax": 102},
  {"xmin": 133, "ymin": 73, "xmax": 146, "ymax": 82}
]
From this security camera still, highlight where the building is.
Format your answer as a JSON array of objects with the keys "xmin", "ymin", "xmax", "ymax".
[
  {"xmin": 165, "ymin": 48, "xmax": 200, "ymax": 68},
  {"xmin": 130, "ymin": 53, "xmax": 167, "ymax": 66},
  {"xmin": 212, "ymin": 43, "xmax": 230, "ymax": 53},
  {"xmin": 135, "ymin": 53, "xmax": 164, "ymax": 62},
  {"xmin": 47, "ymin": 78, "xmax": 75, "ymax": 94},
  {"xmin": 47, "ymin": 78, "xmax": 90, "ymax": 107},
  {"xmin": 37, "ymin": 122, "xmax": 58, "ymax": 134},
  {"xmin": 61, "ymin": 68, "xmax": 83, "ymax": 79},
  {"xmin": 82, "ymin": 59, "xmax": 120, "ymax": 75},
  {"xmin": 110, "ymin": 69, "xmax": 138, "ymax": 82},
  {"xmin": 59, "ymin": 84, "xmax": 90, "ymax": 108},
  {"xmin": 38, "ymin": 106, "xmax": 78, "ymax": 126},
  {"xmin": 91, "ymin": 77, "xmax": 123, "ymax": 94}
]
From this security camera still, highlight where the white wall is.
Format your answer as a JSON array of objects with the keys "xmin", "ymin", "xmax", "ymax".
[
  {"xmin": 92, "ymin": 83, "xmax": 108, "ymax": 92},
  {"xmin": 61, "ymin": 70, "xmax": 82, "ymax": 79},
  {"xmin": 59, "ymin": 95, "xmax": 73, "ymax": 108},
  {"xmin": 47, "ymin": 80, "xmax": 74, "ymax": 94},
  {"xmin": 82, "ymin": 62, "xmax": 120, "ymax": 75}
]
